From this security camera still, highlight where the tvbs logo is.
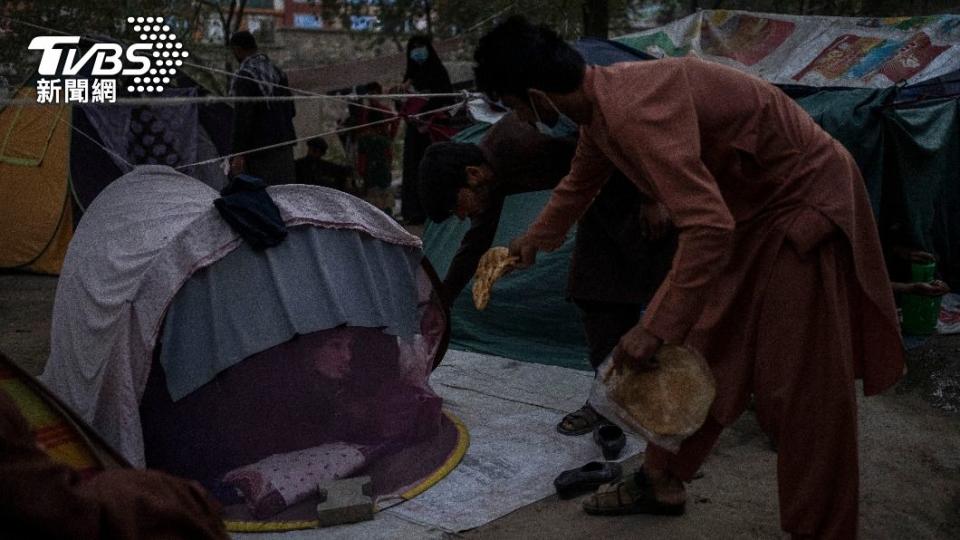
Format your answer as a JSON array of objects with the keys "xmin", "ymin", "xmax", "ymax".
[{"xmin": 28, "ymin": 16, "xmax": 189, "ymax": 103}]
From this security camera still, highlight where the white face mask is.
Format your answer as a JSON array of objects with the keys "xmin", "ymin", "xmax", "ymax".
[{"xmin": 530, "ymin": 94, "xmax": 579, "ymax": 139}]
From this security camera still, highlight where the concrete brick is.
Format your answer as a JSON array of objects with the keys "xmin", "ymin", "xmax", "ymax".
[{"xmin": 315, "ymin": 475, "xmax": 375, "ymax": 528}]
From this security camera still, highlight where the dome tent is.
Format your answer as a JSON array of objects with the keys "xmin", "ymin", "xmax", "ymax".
[{"xmin": 40, "ymin": 166, "xmax": 465, "ymax": 530}]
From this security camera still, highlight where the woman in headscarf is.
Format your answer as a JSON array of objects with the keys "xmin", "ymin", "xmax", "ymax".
[{"xmin": 398, "ymin": 35, "xmax": 453, "ymax": 225}]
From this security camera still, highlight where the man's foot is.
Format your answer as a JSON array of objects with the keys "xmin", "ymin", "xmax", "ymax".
[
  {"xmin": 582, "ymin": 465, "xmax": 686, "ymax": 516},
  {"xmin": 557, "ymin": 403, "xmax": 608, "ymax": 436}
]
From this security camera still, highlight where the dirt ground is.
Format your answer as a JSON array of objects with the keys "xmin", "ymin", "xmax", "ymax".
[{"xmin": 1, "ymin": 271, "xmax": 958, "ymax": 538}]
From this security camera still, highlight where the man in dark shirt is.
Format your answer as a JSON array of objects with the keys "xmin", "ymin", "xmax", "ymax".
[
  {"xmin": 295, "ymin": 137, "xmax": 354, "ymax": 191},
  {"xmin": 228, "ymin": 31, "xmax": 296, "ymax": 185},
  {"xmin": 419, "ymin": 113, "xmax": 675, "ymax": 435}
]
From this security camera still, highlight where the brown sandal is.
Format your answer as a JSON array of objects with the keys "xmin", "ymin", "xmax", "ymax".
[
  {"xmin": 582, "ymin": 469, "xmax": 686, "ymax": 516},
  {"xmin": 557, "ymin": 403, "xmax": 607, "ymax": 436}
]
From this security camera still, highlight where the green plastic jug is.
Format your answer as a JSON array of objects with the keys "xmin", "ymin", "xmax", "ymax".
[{"xmin": 901, "ymin": 261, "xmax": 942, "ymax": 335}]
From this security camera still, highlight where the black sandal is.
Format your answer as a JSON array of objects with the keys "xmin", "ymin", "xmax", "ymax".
[
  {"xmin": 554, "ymin": 461, "xmax": 622, "ymax": 499},
  {"xmin": 557, "ymin": 403, "xmax": 607, "ymax": 436},
  {"xmin": 582, "ymin": 469, "xmax": 686, "ymax": 516}
]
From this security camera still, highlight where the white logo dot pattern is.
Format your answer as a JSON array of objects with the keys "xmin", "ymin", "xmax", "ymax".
[{"xmin": 127, "ymin": 16, "xmax": 185, "ymax": 95}]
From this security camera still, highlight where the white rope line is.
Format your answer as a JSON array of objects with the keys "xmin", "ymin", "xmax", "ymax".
[
  {"xmin": 55, "ymin": 115, "xmax": 135, "ymax": 171},
  {"xmin": 35, "ymin": 98, "xmax": 463, "ymax": 175},
  {"xmin": 178, "ymin": 59, "xmax": 398, "ymax": 115},
  {"xmin": 174, "ymin": 99, "xmax": 466, "ymax": 170},
  {"xmin": 179, "ymin": 60, "xmax": 476, "ymax": 116},
  {"xmin": 0, "ymin": 91, "xmax": 481, "ymax": 107},
  {"xmin": 461, "ymin": 3, "xmax": 516, "ymax": 34}
]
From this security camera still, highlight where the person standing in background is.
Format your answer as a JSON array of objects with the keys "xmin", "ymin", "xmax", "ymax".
[
  {"xmin": 355, "ymin": 82, "xmax": 399, "ymax": 215},
  {"xmin": 397, "ymin": 35, "xmax": 453, "ymax": 225},
  {"xmin": 294, "ymin": 137, "xmax": 354, "ymax": 192},
  {"xmin": 228, "ymin": 31, "xmax": 297, "ymax": 185}
]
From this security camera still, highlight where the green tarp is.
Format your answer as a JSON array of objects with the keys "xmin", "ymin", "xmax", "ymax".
[
  {"xmin": 796, "ymin": 91, "xmax": 960, "ymax": 289},
  {"xmin": 881, "ymin": 99, "xmax": 960, "ymax": 288}
]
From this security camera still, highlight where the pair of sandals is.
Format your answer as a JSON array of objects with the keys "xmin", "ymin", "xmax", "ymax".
[{"xmin": 555, "ymin": 404, "xmax": 685, "ymax": 516}]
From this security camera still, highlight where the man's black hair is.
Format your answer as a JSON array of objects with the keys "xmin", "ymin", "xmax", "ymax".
[
  {"xmin": 229, "ymin": 31, "xmax": 257, "ymax": 50},
  {"xmin": 306, "ymin": 137, "xmax": 328, "ymax": 153},
  {"xmin": 473, "ymin": 16, "xmax": 585, "ymax": 101},
  {"xmin": 418, "ymin": 142, "xmax": 487, "ymax": 223}
]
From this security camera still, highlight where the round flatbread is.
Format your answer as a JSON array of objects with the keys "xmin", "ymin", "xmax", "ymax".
[
  {"xmin": 604, "ymin": 344, "xmax": 716, "ymax": 437},
  {"xmin": 472, "ymin": 247, "xmax": 519, "ymax": 311}
]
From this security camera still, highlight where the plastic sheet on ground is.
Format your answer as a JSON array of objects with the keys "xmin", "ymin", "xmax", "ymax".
[
  {"xmin": 234, "ymin": 349, "xmax": 645, "ymax": 538},
  {"xmin": 938, "ymin": 293, "xmax": 960, "ymax": 335}
]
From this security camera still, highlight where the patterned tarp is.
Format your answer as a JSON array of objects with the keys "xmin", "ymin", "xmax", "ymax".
[{"xmin": 615, "ymin": 10, "xmax": 960, "ymax": 87}]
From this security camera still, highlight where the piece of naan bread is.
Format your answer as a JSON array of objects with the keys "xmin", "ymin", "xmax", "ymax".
[
  {"xmin": 472, "ymin": 247, "xmax": 519, "ymax": 310},
  {"xmin": 603, "ymin": 344, "xmax": 716, "ymax": 437}
]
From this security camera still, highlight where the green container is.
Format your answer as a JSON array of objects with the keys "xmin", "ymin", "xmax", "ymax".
[{"xmin": 901, "ymin": 261, "xmax": 942, "ymax": 335}]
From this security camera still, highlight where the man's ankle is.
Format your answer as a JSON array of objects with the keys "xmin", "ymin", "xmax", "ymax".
[{"xmin": 641, "ymin": 461, "xmax": 669, "ymax": 481}]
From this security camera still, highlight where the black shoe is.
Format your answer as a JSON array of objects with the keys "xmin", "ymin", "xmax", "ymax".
[
  {"xmin": 554, "ymin": 461, "xmax": 623, "ymax": 499},
  {"xmin": 594, "ymin": 424, "xmax": 626, "ymax": 461}
]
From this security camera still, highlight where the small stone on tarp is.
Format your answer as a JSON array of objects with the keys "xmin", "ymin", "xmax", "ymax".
[{"xmin": 316, "ymin": 476, "xmax": 374, "ymax": 528}]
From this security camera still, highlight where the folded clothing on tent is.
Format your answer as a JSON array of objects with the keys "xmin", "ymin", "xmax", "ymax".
[{"xmin": 213, "ymin": 174, "xmax": 287, "ymax": 250}]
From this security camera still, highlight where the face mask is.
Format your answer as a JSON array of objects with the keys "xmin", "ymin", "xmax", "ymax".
[
  {"xmin": 536, "ymin": 113, "xmax": 578, "ymax": 138},
  {"xmin": 409, "ymin": 46, "xmax": 429, "ymax": 64},
  {"xmin": 530, "ymin": 94, "xmax": 579, "ymax": 139}
]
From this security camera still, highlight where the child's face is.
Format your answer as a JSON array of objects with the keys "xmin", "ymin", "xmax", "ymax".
[{"xmin": 311, "ymin": 333, "xmax": 352, "ymax": 380}]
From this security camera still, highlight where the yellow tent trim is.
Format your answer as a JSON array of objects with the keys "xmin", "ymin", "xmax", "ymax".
[
  {"xmin": 400, "ymin": 410, "xmax": 470, "ymax": 500},
  {"xmin": 225, "ymin": 519, "xmax": 321, "ymax": 533}
]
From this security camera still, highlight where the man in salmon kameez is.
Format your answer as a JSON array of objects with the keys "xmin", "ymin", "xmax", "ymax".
[{"xmin": 474, "ymin": 17, "xmax": 905, "ymax": 538}]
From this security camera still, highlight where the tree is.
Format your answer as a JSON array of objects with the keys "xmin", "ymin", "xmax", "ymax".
[
  {"xmin": 195, "ymin": 0, "xmax": 249, "ymax": 83},
  {"xmin": 197, "ymin": 0, "xmax": 249, "ymax": 45}
]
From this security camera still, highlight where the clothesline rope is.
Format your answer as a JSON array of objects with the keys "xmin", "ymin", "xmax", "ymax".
[
  {"xmin": 36, "ymin": 97, "xmax": 465, "ymax": 173},
  {"xmin": 0, "ymin": 91, "xmax": 481, "ymax": 107},
  {"xmin": 56, "ymin": 115, "xmax": 135, "ymax": 172},
  {"xmin": 178, "ymin": 56, "xmax": 463, "ymax": 116},
  {"xmin": 174, "ymin": 99, "xmax": 466, "ymax": 170}
]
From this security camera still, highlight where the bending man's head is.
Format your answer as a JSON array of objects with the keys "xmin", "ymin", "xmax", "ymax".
[
  {"xmin": 474, "ymin": 16, "xmax": 586, "ymax": 126},
  {"xmin": 229, "ymin": 31, "xmax": 258, "ymax": 63},
  {"xmin": 418, "ymin": 142, "xmax": 495, "ymax": 222}
]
